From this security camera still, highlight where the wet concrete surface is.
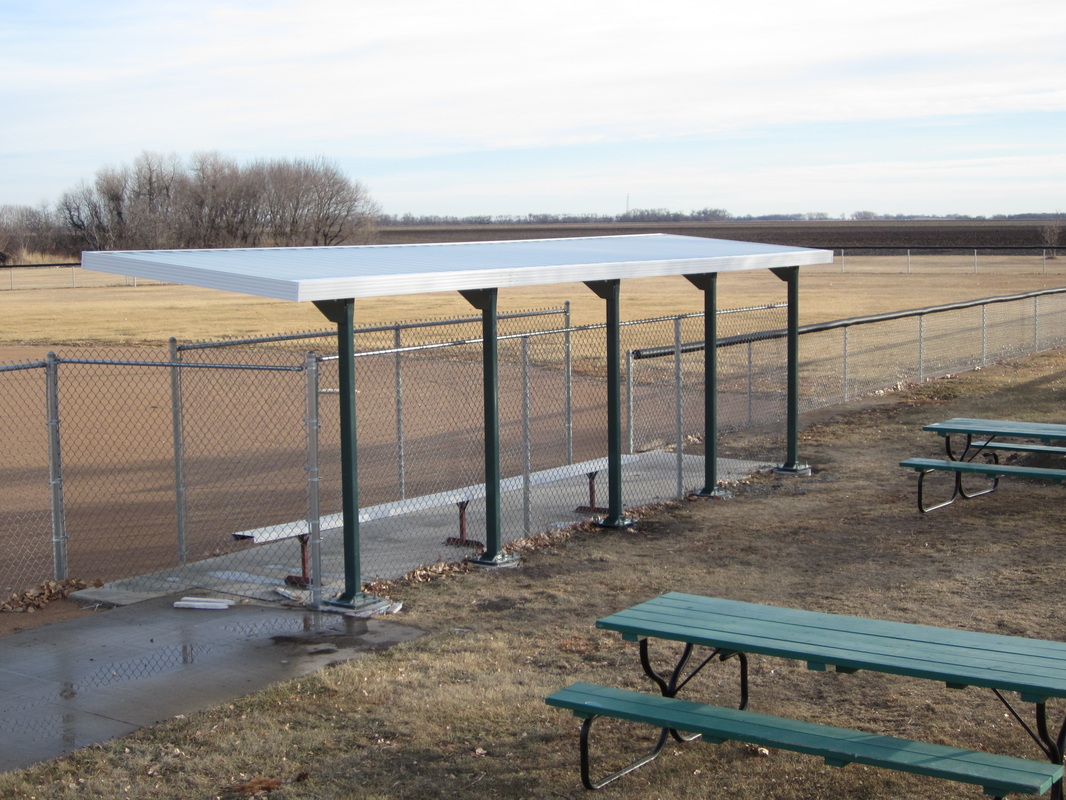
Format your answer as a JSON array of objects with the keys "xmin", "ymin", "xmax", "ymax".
[{"xmin": 0, "ymin": 595, "xmax": 425, "ymax": 773}]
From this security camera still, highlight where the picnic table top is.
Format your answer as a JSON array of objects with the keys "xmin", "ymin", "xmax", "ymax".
[
  {"xmin": 596, "ymin": 593, "xmax": 1066, "ymax": 701},
  {"xmin": 923, "ymin": 418, "xmax": 1066, "ymax": 441}
]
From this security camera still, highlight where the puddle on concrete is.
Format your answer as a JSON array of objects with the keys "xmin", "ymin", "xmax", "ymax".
[{"xmin": 0, "ymin": 597, "xmax": 426, "ymax": 773}]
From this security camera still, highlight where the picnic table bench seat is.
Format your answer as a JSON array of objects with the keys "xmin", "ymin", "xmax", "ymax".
[
  {"xmin": 971, "ymin": 441, "xmax": 1066, "ymax": 456},
  {"xmin": 899, "ymin": 457, "xmax": 1066, "ymax": 512},
  {"xmin": 233, "ymin": 455, "xmax": 637, "ymax": 545},
  {"xmin": 547, "ymin": 682, "xmax": 1062, "ymax": 797}
]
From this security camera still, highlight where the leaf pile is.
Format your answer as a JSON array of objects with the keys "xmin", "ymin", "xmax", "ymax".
[{"xmin": 1, "ymin": 577, "xmax": 102, "ymax": 612}]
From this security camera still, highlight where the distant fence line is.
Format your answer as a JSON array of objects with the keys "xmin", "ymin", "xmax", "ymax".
[{"xmin": 3, "ymin": 287, "xmax": 1066, "ymax": 605}]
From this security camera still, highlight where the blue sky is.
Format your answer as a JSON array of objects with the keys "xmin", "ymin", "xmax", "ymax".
[{"xmin": 2, "ymin": 0, "xmax": 1064, "ymax": 218}]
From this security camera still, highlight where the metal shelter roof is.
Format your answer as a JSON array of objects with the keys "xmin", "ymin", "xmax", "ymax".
[
  {"xmin": 83, "ymin": 234, "xmax": 833, "ymax": 301},
  {"xmin": 81, "ymin": 232, "xmax": 831, "ymax": 608}
]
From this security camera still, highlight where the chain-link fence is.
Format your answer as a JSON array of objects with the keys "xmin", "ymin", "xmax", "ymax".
[{"xmin": 4, "ymin": 289, "xmax": 1066, "ymax": 605}]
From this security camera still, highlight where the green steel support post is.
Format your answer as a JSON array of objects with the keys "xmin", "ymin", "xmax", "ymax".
[
  {"xmin": 460, "ymin": 288, "xmax": 519, "ymax": 567},
  {"xmin": 769, "ymin": 267, "xmax": 810, "ymax": 476},
  {"xmin": 584, "ymin": 279, "xmax": 633, "ymax": 528},
  {"xmin": 313, "ymin": 298, "xmax": 380, "ymax": 609},
  {"xmin": 684, "ymin": 273, "xmax": 729, "ymax": 497}
]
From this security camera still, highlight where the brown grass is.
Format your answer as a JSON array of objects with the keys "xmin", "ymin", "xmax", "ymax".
[
  {"xmin": 2, "ymin": 257, "xmax": 1064, "ymax": 346},
  {"xmin": 3, "ymin": 348, "xmax": 1066, "ymax": 798}
]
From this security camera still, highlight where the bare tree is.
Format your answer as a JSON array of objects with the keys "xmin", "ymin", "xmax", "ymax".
[
  {"xmin": 176, "ymin": 152, "xmax": 265, "ymax": 248},
  {"xmin": 57, "ymin": 179, "xmax": 116, "ymax": 251},
  {"xmin": 57, "ymin": 152, "xmax": 379, "ymax": 252},
  {"xmin": 257, "ymin": 157, "xmax": 379, "ymax": 247},
  {"xmin": 1, "ymin": 204, "xmax": 67, "ymax": 259},
  {"xmin": 1042, "ymin": 221, "xmax": 1062, "ymax": 259}
]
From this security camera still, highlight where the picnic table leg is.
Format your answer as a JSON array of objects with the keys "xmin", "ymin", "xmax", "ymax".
[
  {"xmin": 916, "ymin": 467, "xmax": 963, "ymax": 513},
  {"xmin": 944, "ymin": 432, "xmax": 1001, "ymax": 471},
  {"xmin": 637, "ymin": 638, "xmax": 749, "ymax": 742},
  {"xmin": 993, "ymin": 693, "xmax": 1066, "ymax": 799},
  {"xmin": 1035, "ymin": 704, "xmax": 1066, "ymax": 800},
  {"xmin": 578, "ymin": 714, "xmax": 670, "ymax": 790},
  {"xmin": 626, "ymin": 635, "xmax": 754, "ymax": 755},
  {"xmin": 638, "ymin": 639, "xmax": 749, "ymax": 708}
]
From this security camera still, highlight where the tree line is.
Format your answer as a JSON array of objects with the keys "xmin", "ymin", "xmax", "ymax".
[{"xmin": 0, "ymin": 151, "xmax": 380, "ymax": 262}]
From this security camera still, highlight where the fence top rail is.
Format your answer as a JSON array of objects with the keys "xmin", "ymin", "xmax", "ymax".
[
  {"xmin": 176, "ymin": 306, "xmax": 569, "ymax": 352},
  {"xmin": 801, "ymin": 286, "xmax": 1066, "ymax": 335},
  {"xmin": 51, "ymin": 356, "xmax": 304, "ymax": 372},
  {"xmin": 632, "ymin": 285, "xmax": 1066, "ymax": 360},
  {"xmin": 1, "ymin": 262, "xmax": 80, "ymax": 269},
  {"xmin": 0, "ymin": 360, "xmax": 47, "ymax": 373},
  {"xmin": 314, "ymin": 305, "xmax": 785, "ymax": 362}
]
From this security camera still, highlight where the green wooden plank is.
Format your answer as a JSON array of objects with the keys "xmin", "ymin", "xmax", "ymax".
[
  {"xmin": 547, "ymin": 683, "xmax": 1062, "ymax": 795},
  {"xmin": 616, "ymin": 594, "xmax": 1066, "ymax": 672},
  {"xmin": 596, "ymin": 595, "xmax": 1066, "ymax": 697},
  {"xmin": 606, "ymin": 595, "xmax": 1066, "ymax": 671},
  {"xmin": 603, "ymin": 613, "xmax": 1066, "ymax": 690},
  {"xmin": 900, "ymin": 458, "xmax": 1066, "ymax": 481},
  {"xmin": 626, "ymin": 594, "xmax": 1066, "ymax": 655},
  {"xmin": 974, "ymin": 442, "xmax": 1066, "ymax": 455},
  {"xmin": 603, "ymin": 614, "xmax": 1066, "ymax": 698},
  {"xmin": 923, "ymin": 418, "xmax": 1066, "ymax": 442}
]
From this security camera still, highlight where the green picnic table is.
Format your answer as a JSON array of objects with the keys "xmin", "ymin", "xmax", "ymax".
[
  {"xmin": 547, "ymin": 593, "xmax": 1066, "ymax": 798},
  {"xmin": 900, "ymin": 418, "xmax": 1066, "ymax": 511}
]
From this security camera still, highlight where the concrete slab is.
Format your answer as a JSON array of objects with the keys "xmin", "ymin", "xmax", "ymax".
[
  {"xmin": 0, "ymin": 595, "xmax": 424, "ymax": 774},
  {"xmin": 72, "ymin": 453, "xmax": 769, "ymax": 608}
]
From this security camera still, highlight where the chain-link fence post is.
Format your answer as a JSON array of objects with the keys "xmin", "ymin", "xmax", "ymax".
[
  {"xmin": 843, "ymin": 327, "xmax": 850, "ymax": 403},
  {"xmin": 919, "ymin": 315, "xmax": 926, "ymax": 383},
  {"xmin": 981, "ymin": 306, "xmax": 988, "ymax": 366},
  {"xmin": 394, "ymin": 324, "xmax": 406, "ymax": 500},
  {"xmin": 564, "ymin": 302, "xmax": 573, "ymax": 464},
  {"xmin": 305, "ymin": 352, "xmax": 323, "ymax": 609},
  {"xmin": 45, "ymin": 352, "xmax": 67, "ymax": 580},
  {"xmin": 625, "ymin": 349, "xmax": 634, "ymax": 455},
  {"xmin": 521, "ymin": 337, "xmax": 532, "ymax": 534},
  {"xmin": 673, "ymin": 317, "xmax": 684, "ymax": 498},
  {"xmin": 747, "ymin": 341, "xmax": 754, "ymax": 426},
  {"xmin": 1034, "ymin": 297, "xmax": 1040, "ymax": 351},
  {"xmin": 169, "ymin": 338, "xmax": 188, "ymax": 564}
]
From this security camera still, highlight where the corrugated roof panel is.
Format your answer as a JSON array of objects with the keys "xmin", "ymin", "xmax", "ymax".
[{"xmin": 82, "ymin": 234, "xmax": 833, "ymax": 302}]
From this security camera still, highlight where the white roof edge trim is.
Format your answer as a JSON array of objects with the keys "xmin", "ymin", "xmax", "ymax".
[
  {"xmin": 84, "ymin": 253, "xmax": 303, "ymax": 301},
  {"xmin": 289, "ymin": 250, "xmax": 830, "ymax": 302},
  {"xmin": 83, "ymin": 234, "xmax": 834, "ymax": 304}
]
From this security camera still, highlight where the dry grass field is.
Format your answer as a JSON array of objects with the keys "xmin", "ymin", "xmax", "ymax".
[
  {"xmin": 2, "ymin": 346, "xmax": 1066, "ymax": 799},
  {"xmin": 2, "ymin": 256, "xmax": 1065, "ymax": 348}
]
